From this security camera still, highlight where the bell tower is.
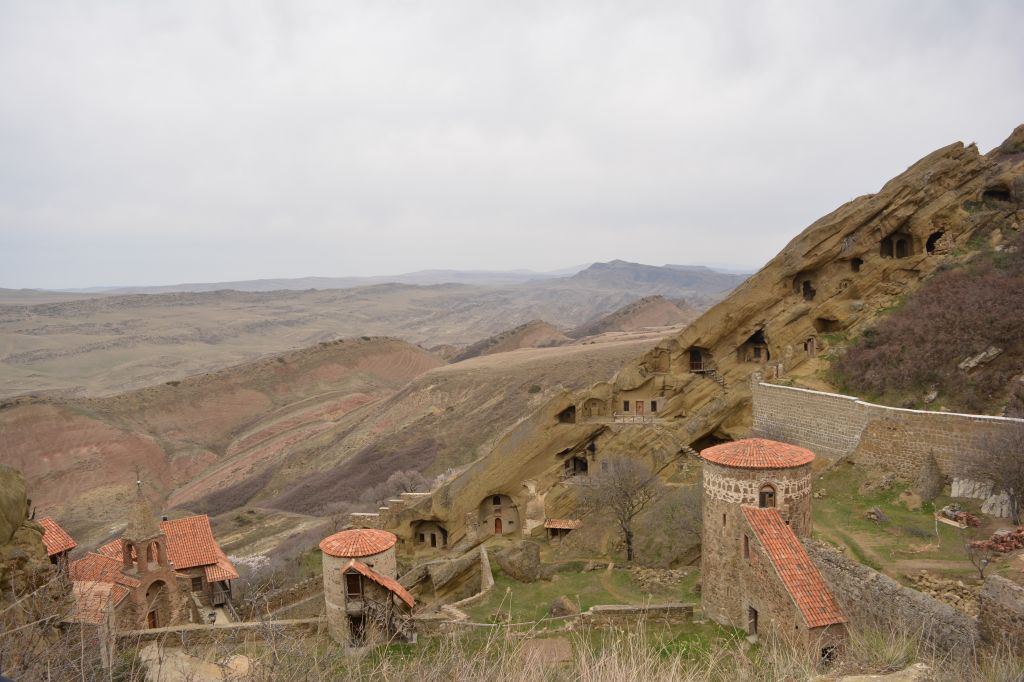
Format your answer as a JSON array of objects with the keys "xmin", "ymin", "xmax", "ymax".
[{"xmin": 121, "ymin": 476, "xmax": 168, "ymax": 575}]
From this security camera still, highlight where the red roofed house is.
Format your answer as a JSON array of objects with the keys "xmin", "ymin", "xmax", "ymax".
[
  {"xmin": 39, "ymin": 516, "xmax": 76, "ymax": 570},
  {"xmin": 66, "ymin": 488, "xmax": 234, "ymax": 630},
  {"xmin": 700, "ymin": 438, "xmax": 846, "ymax": 657},
  {"xmin": 319, "ymin": 528, "xmax": 415, "ymax": 647},
  {"xmin": 98, "ymin": 514, "xmax": 238, "ymax": 612}
]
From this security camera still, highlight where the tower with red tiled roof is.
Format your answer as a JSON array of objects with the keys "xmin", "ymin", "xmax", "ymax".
[
  {"xmin": 319, "ymin": 528, "xmax": 413, "ymax": 647},
  {"xmin": 700, "ymin": 438, "xmax": 846, "ymax": 651}
]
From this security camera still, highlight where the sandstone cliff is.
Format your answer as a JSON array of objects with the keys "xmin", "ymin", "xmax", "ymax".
[
  {"xmin": 368, "ymin": 124, "xmax": 1024, "ymax": 550},
  {"xmin": 0, "ymin": 465, "xmax": 50, "ymax": 606}
]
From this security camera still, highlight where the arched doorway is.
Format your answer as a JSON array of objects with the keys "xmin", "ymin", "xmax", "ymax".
[
  {"xmin": 494, "ymin": 518, "xmax": 502, "ymax": 534},
  {"xmin": 479, "ymin": 494, "xmax": 519, "ymax": 536},
  {"xmin": 145, "ymin": 580, "xmax": 168, "ymax": 629}
]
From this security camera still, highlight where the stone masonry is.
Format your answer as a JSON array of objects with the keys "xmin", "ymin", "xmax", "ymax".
[{"xmin": 751, "ymin": 380, "xmax": 1024, "ymax": 479}]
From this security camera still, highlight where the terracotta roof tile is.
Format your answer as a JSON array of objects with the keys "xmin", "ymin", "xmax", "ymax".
[
  {"xmin": 97, "ymin": 515, "xmax": 236, "ymax": 578},
  {"xmin": 742, "ymin": 507, "xmax": 846, "ymax": 628},
  {"xmin": 39, "ymin": 517, "xmax": 76, "ymax": 556},
  {"xmin": 70, "ymin": 553, "xmax": 139, "ymax": 590},
  {"xmin": 344, "ymin": 559, "xmax": 415, "ymax": 609},
  {"xmin": 702, "ymin": 438, "xmax": 815, "ymax": 469},
  {"xmin": 204, "ymin": 546, "xmax": 240, "ymax": 582},
  {"xmin": 320, "ymin": 529, "xmax": 397, "ymax": 558},
  {"xmin": 68, "ymin": 581, "xmax": 129, "ymax": 624},
  {"xmin": 544, "ymin": 519, "xmax": 582, "ymax": 529}
]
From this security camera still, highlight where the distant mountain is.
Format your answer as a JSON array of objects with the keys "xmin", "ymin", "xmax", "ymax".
[
  {"xmin": 563, "ymin": 260, "xmax": 748, "ymax": 294},
  {"xmin": 451, "ymin": 320, "xmax": 570, "ymax": 363},
  {"xmin": 55, "ymin": 267, "xmax": 588, "ymax": 295},
  {"xmin": 568, "ymin": 295, "xmax": 698, "ymax": 339}
]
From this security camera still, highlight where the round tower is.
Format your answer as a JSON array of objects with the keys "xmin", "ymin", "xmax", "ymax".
[
  {"xmin": 699, "ymin": 438, "xmax": 815, "ymax": 629},
  {"xmin": 319, "ymin": 528, "xmax": 399, "ymax": 645}
]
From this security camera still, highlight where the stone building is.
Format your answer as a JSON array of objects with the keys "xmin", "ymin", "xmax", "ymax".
[
  {"xmin": 320, "ymin": 528, "xmax": 414, "ymax": 647},
  {"xmin": 700, "ymin": 438, "xmax": 846, "ymax": 653},
  {"xmin": 96, "ymin": 514, "xmax": 238, "ymax": 612},
  {"xmin": 39, "ymin": 516, "xmax": 76, "ymax": 570},
  {"xmin": 69, "ymin": 490, "xmax": 197, "ymax": 630}
]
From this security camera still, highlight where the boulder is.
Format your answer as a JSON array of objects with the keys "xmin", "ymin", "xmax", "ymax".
[
  {"xmin": 548, "ymin": 595, "xmax": 580, "ymax": 618},
  {"xmin": 494, "ymin": 541, "xmax": 544, "ymax": 583}
]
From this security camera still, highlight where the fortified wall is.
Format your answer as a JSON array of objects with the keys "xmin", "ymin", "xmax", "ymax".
[{"xmin": 751, "ymin": 379, "xmax": 1023, "ymax": 478}]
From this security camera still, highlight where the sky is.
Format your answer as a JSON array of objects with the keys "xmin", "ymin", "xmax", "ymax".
[{"xmin": 1, "ymin": 1, "xmax": 1022, "ymax": 289}]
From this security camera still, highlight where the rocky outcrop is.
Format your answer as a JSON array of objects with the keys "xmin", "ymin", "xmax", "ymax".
[
  {"xmin": 568, "ymin": 296, "xmax": 698, "ymax": 339},
  {"xmin": 0, "ymin": 465, "xmax": 51, "ymax": 606},
  {"xmin": 452, "ymin": 320, "xmax": 570, "ymax": 362}
]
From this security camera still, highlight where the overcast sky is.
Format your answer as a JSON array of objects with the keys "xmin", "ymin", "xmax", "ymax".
[{"xmin": 1, "ymin": 1, "xmax": 1022, "ymax": 289}]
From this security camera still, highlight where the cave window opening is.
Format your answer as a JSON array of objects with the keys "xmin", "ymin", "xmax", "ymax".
[
  {"xmin": 557, "ymin": 405, "xmax": 576, "ymax": 424},
  {"xmin": 983, "ymin": 186, "xmax": 1012, "ymax": 204},
  {"xmin": 895, "ymin": 238, "xmax": 910, "ymax": 258},
  {"xmin": 851, "ymin": 258, "xmax": 863, "ymax": 272},
  {"xmin": 801, "ymin": 280, "xmax": 816, "ymax": 301},
  {"xmin": 880, "ymin": 237, "xmax": 894, "ymax": 258},
  {"xmin": 926, "ymin": 231, "xmax": 944, "ymax": 254}
]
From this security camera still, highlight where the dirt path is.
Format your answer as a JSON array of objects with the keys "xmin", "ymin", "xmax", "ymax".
[{"xmin": 597, "ymin": 563, "xmax": 636, "ymax": 604}]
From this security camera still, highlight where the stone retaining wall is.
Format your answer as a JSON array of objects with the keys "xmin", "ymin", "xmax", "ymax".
[
  {"xmin": 117, "ymin": 618, "xmax": 325, "ymax": 646},
  {"xmin": 803, "ymin": 540, "xmax": 979, "ymax": 653},
  {"xmin": 978, "ymin": 575, "xmax": 1024, "ymax": 656},
  {"xmin": 580, "ymin": 603, "xmax": 694, "ymax": 627},
  {"xmin": 751, "ymin": 380, "xmax": 1023, "ymax": 479}
]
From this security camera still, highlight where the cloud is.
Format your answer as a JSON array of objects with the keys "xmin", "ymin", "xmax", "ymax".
[{"xmin": 1, "ymin": 1, "xmax": 1022, "ymax": 287}]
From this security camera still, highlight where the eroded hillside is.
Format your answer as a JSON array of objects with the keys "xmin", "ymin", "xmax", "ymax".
[{"xmin": 0, "ymin": 337, "xmax": 441, "ymax": 547}]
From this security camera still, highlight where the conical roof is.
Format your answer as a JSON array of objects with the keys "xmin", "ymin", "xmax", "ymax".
[
  {"xmin": 319, "ymin": 529, "xmax": 397, "ymax": 557},
  {"xmin": 700, "ymin": 438, "xmax": 815, "ymax": 469}
]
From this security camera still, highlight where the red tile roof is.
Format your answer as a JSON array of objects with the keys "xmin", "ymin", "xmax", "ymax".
[
  {"xmin": 741, "ymin": 507, "xmax": 846, "ymax": 628},
  {"xmin": 344, "ymin": 559, "xmax": 415, "ymax": 609},
  {"xmin": 68, "ymin": 581, "xmax": 130, "ymax": 625},
  {"xmin": 204, "ymin": 546, "xmax": 240, "ymax": 582},
  {"xmin": 701, "ymin": 438, "xmax": 815, "ymax": 470},
  {"xmin": 320, "ymin": 529, "xmax": 397, "ymax": 558},
  {"xmin": 544, "ymin": 519, "xmax": 582, "ymax": 530},
  {"xmin": 97, "ymin": 514, "xmax": 236, "ymax": 579},
  {"xmin": 70, "ymin": 552, "xmax": 139, "ymax": 590},
  {"xmin": 39, "ymin": 517, "xmax": 76, "ymax": 556}
]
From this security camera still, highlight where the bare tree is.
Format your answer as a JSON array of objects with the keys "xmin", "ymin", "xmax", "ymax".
[
  {"xmin": 964, "ymin": 541, "xmax": 997, "ymax": 580},
  {"xmin": 956, "ymin": 424, "xmax": 1024, "ymax": 524},
  {"xmin": 572, "ymin": 456, "xmax": 665, "ymax": 562}
]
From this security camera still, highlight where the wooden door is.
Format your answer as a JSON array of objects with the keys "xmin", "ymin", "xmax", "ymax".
[
  {"xmin": 494, "ymin": 518, "xmax": 502, "ymax": 534},
  {"xmin": 147, "ymin": 610, "xmax": 157, "ymax": 629},
  {"xmin": 635, "ymin": 400, "xmax": 644, "ymax": 416}
]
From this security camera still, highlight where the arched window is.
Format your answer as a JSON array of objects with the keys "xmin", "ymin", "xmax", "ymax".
[
  {"xmin": 758, "ymin": 484, "xmax": 776, "ymax": 508},
  {"xmin": 147, "ymin": 543, "xmax": 157, "ymax": 563}
]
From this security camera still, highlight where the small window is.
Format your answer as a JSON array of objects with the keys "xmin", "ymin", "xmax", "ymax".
[
  {"xmin": 345, "ymin": 572, "xmax": 362, "ymax": 598},
  {"xmin": 851, "ymin": 258, "xmax": 863, "ymax": 272},
  {"xmin": 650, "ymin": 400, "xmax": 657, "ymax": 413},
  {"xmin": 722, "ymin": 513, "xmax": 726, "ymax": 527},
  {"xmin": 622, "ymin": 400, "xmax": 630, "ymax": 412},
  {"xmin": 492, "ymin": 495, "xmax": 501, "ymax": 506},
  {"xmin": 191, "ymin": 576, "xmax": 203, "ymax": 592},
  {"xmin": 418, "ymin": 533, "xmax": 425, "ymax": 543},
  {"xmin": 430, "ymin": 533, "xmax": 437, "ymax": 547},
  {"xmin": 759, "ymin": 484, "xmax": 776, "ymax": 508},
  {"xmin": 743, "ymin": 535, "xmax": 750, "ymax": 560}
]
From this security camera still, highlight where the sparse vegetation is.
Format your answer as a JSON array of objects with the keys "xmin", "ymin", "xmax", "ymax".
[
  {"xmin": 955, "ymin": 423, "xmax": 1024, "ymax": 524},
  {"xmin": 833, "ymin": 230, "xmax": 1024, "ymax": 414}
]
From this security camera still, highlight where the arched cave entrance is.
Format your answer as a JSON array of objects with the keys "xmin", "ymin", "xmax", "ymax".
[
  {"xmin": 926, "ymin": 231, "xmax": 945, "ymax": 254},
  {"xmin": 983, "ymin": 185, "xmax": 1012, "ymax": 204},
  {"xmin": 688, "ymin": 347, "xmax": 711, "ymax": 372},
  {"xmin": 412, "ymin": 520, "xmax": 449, "ymax": 549},
  {"xmin": 804, "ymin": 337, "xmax": 817, "ymax": 358},
  {"xmin": 582, "ymin": 398, "xmax": 606, "ymax": 419},
  {"xmin": 881, "ymin": 232, "xmax": 913, "ymax": 259},
  {"xmin": 850, "ymin": 258, "xmax": 863, "ymax": 273},
  {"xmin": 479, "ymin": 494, "xmax": 519, "ymax": 536},
  {"xmin": 737, "ymin": 329, "xmax": 770, "ymax": 363},
  {"xmin": 556, "ymin": 405, "xmax": 577, "ymax": 424}
]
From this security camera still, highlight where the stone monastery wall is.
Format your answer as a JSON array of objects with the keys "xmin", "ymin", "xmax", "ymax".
[{"xmin": 751, "ymin": 380, "xmax": 1024, "ymax": 478}]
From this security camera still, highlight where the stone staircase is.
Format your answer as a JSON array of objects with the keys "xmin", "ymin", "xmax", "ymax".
[{"xmin": 694, "ymin": 368, "xmax": 728, "ymax": 389}]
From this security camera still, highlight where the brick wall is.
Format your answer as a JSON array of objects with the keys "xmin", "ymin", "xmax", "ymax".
[{"xmin": 751, "ymin": 380, "xmax": 1024, "ymax": 478}]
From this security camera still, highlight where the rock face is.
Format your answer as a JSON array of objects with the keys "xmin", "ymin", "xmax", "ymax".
[
  {"xmin": 0, "ymin": 465, "xmax": 51, "ymax": 606},
  {"xmin": 369, "ymin": 124, "xmax": 1024, "ymax": 553}
]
